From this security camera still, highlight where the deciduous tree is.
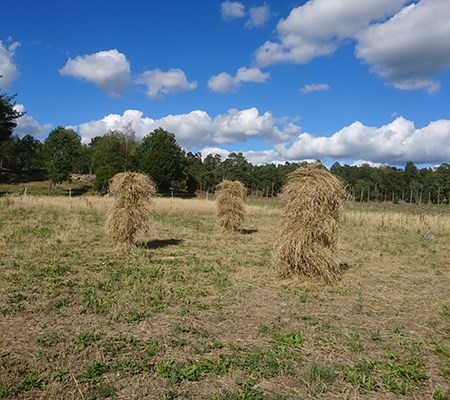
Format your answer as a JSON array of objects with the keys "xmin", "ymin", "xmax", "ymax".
[
  {"xmin": 137, "ymin": 128, "xmax": 186, "ymax": 192},
  {"xmin": 91, "ymin": 130, "xmax": 136, "ymax": 193},
  {"xmin": 44, "ymin": 127, "xmax": 81, "ymax": 187}
]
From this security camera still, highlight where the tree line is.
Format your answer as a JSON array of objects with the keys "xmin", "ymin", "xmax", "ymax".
[{"xmin": 1, "ymin": 90, "xmax": 449, "ymax": 203}]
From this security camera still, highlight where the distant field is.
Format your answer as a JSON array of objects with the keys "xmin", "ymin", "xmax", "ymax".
[
  {"xmin": 0, "ymin": 196, "xmax": 449, "ymax": 399},
  {"xmin": 0, "ymin": 181, "xmax": 95, "ymax": 197}
]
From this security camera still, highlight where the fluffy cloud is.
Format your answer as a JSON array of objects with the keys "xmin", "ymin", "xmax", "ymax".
[
  {"xmin": 300, "ymin": 83, "xmax": 330, "ymax": 94},
  {"xmin": 208, "ymin": 73, "xmax": 235, "ymax": 93},
  {"xmin": 13, "ymin": 104, "xmax": 52, "ymax": 138},
  {"xmin": 59, "ymin": 49, "xmax": 131, "ymax": 97},
  {"xmin": 254, "ymin": 0, "xmax": 406, "ymax": 66},
  {"xmin": 74, "ymin": 107, "xmax": 299, "ymax": 148},
  {"xmin": 352, "ymin": 160, "xmax": 387, "ymax": 168},
  {"xmin": 254, "ymin": 0, "xmax": 450, "ymax": 93},
  {"xmin": 356, "ymin": 0, "xmax": 450, "ymax": 94},
  {"xmin": 275, "ymin": 117, "xmax": 450, "ymax": 165},
  {"xmin": 76, "ymin": 109, "xmax": 156, "ymax": 144},
  {"xmin": 221, "ymin": 1, "xmax": 245, "ymax": 20},
  {"xmin": 242, "ymin": 149, "xmax": 281, "ymax": 165},
  {"xmin": 198, "ymin": 147, "xmax": 283, "ymax": 166},
  {"xmin": 213, "ymin": 108, "xmax": 274, "ymax": 143},
  {"xmin": 151, "ymin": 110, "xmax": 213, "ymax": 146},
  {"xmin": 198, "ymin": 117, "xmax": 450, "ymax": 165},
  {"xmin": 135, "ymin": 68, "xmax": 197, "ymax": 99},
  {"xmin": 200, "ymin": 147, "xmax": 231, "ymax": 160},
  {"xmin": 70, "ymin": 110, "xmax": 450, "ymax": 165},
  {"xmin": 245, "ymin": 5, "xmax": 271, "ymax": 28},
  {"xmin": 221, "ymin": 2, "xmax": 270, "ymax": 27},
  {"xmin": 208, "ymin": 67, "xmax": 269, "ymax": 93},
  {"xmin": 0, "ymin": 40, "xmax": 20, "ymax": 90}
]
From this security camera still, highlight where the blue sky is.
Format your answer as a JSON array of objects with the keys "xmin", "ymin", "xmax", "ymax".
[{"xmin": 1, "ymin": 0, "xmax": 450, "ymax": 167}]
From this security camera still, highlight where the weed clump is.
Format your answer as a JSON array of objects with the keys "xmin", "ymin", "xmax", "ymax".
[
  {"xmin": 216, "ymin": 180, "xmax": 246, "ymax": 233},
  {"xmin": 105, "ymin": 172, "xmax": 156, "ymax": 248},
  {"xmin": 275, "ymin": 164, "xmax": 346, "ymax": 283}
]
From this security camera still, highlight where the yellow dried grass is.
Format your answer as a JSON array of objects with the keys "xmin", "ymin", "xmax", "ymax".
[
  {"xmin": 275, "ymin": 164, "xmax": 347, "ymax": 283},
  {"xmin": 216, "ymin": 180, "xmax": 246, "ymax": 233},
  {"xmin": 105, "ymin": 172, "xmax": 156, "ymax": 248}
]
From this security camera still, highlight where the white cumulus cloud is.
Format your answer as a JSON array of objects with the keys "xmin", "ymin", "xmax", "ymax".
[
  {"xmin": 68, "ymin": 110, "xmax": 450, "ymax": 165},
  {"xmin": 135, "ymin": 68, "xmax": 197, "ymax": 99},
  {"xmin": 254, "ymin": 0, "xmax": 450, "ymax": 93},
  {"xmin": 59, "ymin": 49, "xmax": 131, "ymax": 97},
  {"xmin": 300, "ymin": 83, "xmax": 330, "ymax": 94},
  {"xmin": 200, "ymin": 147, "xmax": 231, "ymax": 160},
  {"xmin": 242, "ymin": 149, "xmax": 281, "ymax": 165},
  {"xmin": 0, "ymin": 39, "xmax": 20, "ymax": 90},
  {"xmin": 13, "ymin": 104, "xmax": 52, "ymax": 138},
  {"xmin": 74, "ymin": 107, "xmax": 300, "ymax": 148},
  {"xmin": 208, "ymin": 73, "xmax": 235, "ymax": 93},
  {"xmin": 204, "ymin": 117, "xmax": 450, "ymax": 165},
  {"xmin": 213, "ymin": 107, "xmax": 274, "ymax": 143},
  {"xmin": 245, "ymin": 5, "xmax": 271, "ymax": 28},
  {"xmin": 208, "ymin": 67, "xmax": 269, "ymax": 93},
  {"xmin": 221, "ymin": 1, "xmax": 245, "ymax": 20},
  {"xmin": 356, "ymin": 0, "xmax": 450, "ymax": 94},
  {"xmin": 76, "ymin": 109, "xmax": 156, "ymax": 144},
  {"xmin": 254, "ymin": 0, "xmax": 406, "ymax": 66},
  {"xmin": 275, "ymin": 117, "xmax": 450, "ymax": 165},
  {"xmin": 352, "ymin": 160, "xmax": 387, "ymax": 168}
]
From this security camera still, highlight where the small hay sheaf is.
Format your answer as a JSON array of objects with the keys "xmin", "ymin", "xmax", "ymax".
[
  {"xmin": 275, "ymin": 164, "xmax": 347, "ymax": 283},
  {"xmin": 216, "ymin": 180, "xmax": 246, "ymax": 233},
  {"xmin": 105, "ymin": 172, "xmax": 156, "ymax": 248}
]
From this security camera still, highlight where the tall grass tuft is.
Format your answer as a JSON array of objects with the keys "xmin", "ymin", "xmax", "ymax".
[
  {"xmin": 216, "ymin": 180, "xmax": 246, "ymax": 233},
  {"xmin": 105, "ymin": 172, "xmax": 156, "ymax": 248},
  {"xmin": 274, "ymin": 164, "xmax": 346, "ymax": 283}
]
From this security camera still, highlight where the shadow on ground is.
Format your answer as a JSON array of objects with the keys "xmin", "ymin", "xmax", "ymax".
[
  {"xmin": 240, "ymin": 229, "xmax": 258, "ymax": 235},
  {"xmin": 138, "ymin": 238, "xmax": 184, "ymax": 249}
]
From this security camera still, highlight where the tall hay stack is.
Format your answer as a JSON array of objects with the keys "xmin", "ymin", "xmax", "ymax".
[
  {"xmin": 216, "ymin": 180, "xmax": 246, "ymax": 233},
  {"xmin": 275, "ymin": 164, "xmax": 346, "ymax": 283},
  {"xmin": 105, "ymin": 172, "xmax": 156, "ymax": 248}
]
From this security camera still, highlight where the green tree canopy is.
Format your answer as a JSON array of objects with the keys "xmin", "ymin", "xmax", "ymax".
[
  {"xmin": 12, "ymin": 134, "xmax": 44, "ymax": 170},
  {"xmin": 186, "ymin": 151, "xmax": 203, "ymax": 192},
  {"xmin": 137, "ymin": 128, "xmax": 187, "ymax": 192},
  {"xmin": 0, "ymin": 92, "xmax": 25, "ymax": 142},
  {"xmin": 202, "ymin": 153, "xmax": 223, "ymax": 192},
  {"xmin": 91, "ymin": 130, "xmax": 137, "ymax": 193},
  {"xmin": 44, "ymin": 127, "xmax": 82, "ymax": 185},
  {"xmin": 0, "ymin": 90, "xmax": 26, "ymax": 168},
  {"xmin": 221, "ymin": 152, "xmax": 252, "ymax": 186}
]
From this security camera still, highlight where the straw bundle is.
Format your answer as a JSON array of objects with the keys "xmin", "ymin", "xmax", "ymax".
[
  {"xmin": 105, "ymin": 172, "xmax": 156, "ymax": 248},
  {"xmin": 216, "ymin": 180, "xmax": 246, "ymax": 233},
  {"xmin": 275, "ymin": 164, "xmax": 346, "ymax": 283}
]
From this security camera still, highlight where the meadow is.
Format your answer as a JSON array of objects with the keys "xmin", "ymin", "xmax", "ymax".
[{"xmin": 0, "ymin": 195, "xmax": 449, "ymax": 399}]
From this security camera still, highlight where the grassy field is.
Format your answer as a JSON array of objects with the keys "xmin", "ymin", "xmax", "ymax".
[{"xmin": 0, "ymin": 195, "xmax": 449, "ymax": 399}]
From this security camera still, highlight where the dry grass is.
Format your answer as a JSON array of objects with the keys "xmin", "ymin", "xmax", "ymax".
[
  {"xmin": 0, "ymin": 194, "xmax": 107, "ymax": 213},
  {"xmin": 216, "ymin": 180, "xmax": 246, "ymax": 233},
  {"xmin": 275, "ymin": 164, "xmax": 347, "ymax": 283},
  {"xmin": 0, "ymin": 195, "xmax": 449, "ymax": 399},
  {"xmin": 105, "ymin": 172, "xmax": 156, "ymax": 248}
]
